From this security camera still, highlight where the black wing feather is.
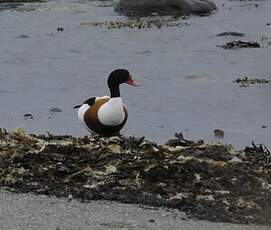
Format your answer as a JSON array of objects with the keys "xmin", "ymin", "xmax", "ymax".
[
  {"xmin": 83, "ymin": 97, "xmax": 96, "ymax": 106},
  {"xmin": 73, "ymin": 97, "xmax": 96, "ymax": 109}
]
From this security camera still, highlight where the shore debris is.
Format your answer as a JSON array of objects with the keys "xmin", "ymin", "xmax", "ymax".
[
  {"xmin": 80, "ymin": 16, "xmax": 188, "ymax": 29},
  {"xmin": 233, "ymin": 77, "xmax": 271, "ymax": 87},
  {"xmin": 220, "ymin": 40, "xmax": 260, "ymax": 49},
  {"xmin": 165, "ymin": 132, "xmax": 203, "ymax": 146},
  {"xmin": 214, "ymin": 129, "xmax": 224, "ymax": 139},
  {"xmin": 0, "ymin": 129, "xmax": 270, "ymax": 225}
]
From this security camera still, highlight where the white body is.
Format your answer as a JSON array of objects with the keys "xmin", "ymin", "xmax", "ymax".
[
  {"xmin": 78, "ymin": 96, "xmax": 126, "ymax": 129},
  {"xmin": 98, "ymin": 97, "xmax": 126, "ymax": 126}
]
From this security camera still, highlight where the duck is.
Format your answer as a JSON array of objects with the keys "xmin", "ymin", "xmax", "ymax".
[{"xmin": 74, "ymin": 69, "xmax": 139, "ymax": 136}]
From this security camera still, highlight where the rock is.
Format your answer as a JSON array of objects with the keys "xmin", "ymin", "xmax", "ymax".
[
  {"xmin": 0, "ymin": 0, "xmax": 45, "ymax": 10},
  {"xmin": 24, "ymin": 113, "xmax": 34, "ymax": 120},
  {"xmin": 216, "ymin": 31, "xmax": 244, "ymax": 37},
  {"xmin": 57, "ymin": 27, "xmax": 64, "ymax": 32},
  {"xmin": 233, "ymin": 77, "xmax": 270, "ymax": 87},
  {"xmin": 49, "ymin": 107, "xmax": 62, "ymax": 113},
  {"xmin": 17, "ymin": 34, "xmax": 30, "ymax": 39},
  {"xmin": 165, "ymin": 132, "xmax": 203, "ymax": 147},
  {"xmin": 214, "ymin": 129, "xmax": 224, "ymax": 139},
  {"xmin": 220, "ymin": 40, "xmax": 260, "ymax": 49},
  {"xmin": 115, "ymin": 0, "xmax": 217, "ymax": 17},
  {"xmin": 67, "ymin": 194, "xmax": 73, "ymax": 202}
]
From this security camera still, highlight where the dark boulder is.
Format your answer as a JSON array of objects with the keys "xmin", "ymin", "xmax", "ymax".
[{"xmin": 115, "ymin": 0, "xmax": 217, "ymax": 16}]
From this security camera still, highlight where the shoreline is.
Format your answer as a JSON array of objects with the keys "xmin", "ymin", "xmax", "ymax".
[{"xmin": 0, "ymin": 129, "xmax": 270, "ymax": 225}]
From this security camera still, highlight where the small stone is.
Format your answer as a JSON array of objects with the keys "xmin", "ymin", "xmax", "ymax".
[
  {"xmin": 67, "ymin": 194, "xmax": 73, "ymax": 201},
  {"xmin": 17, "ymin": 34, "xmax": 30, "ymax": 39},
  {"xmin": 214, "ymin": 129, "xmax": 224, "ymax": 139},
  {"xmin": 169, "ymin": 193, "xmax": 189, "ymax": 201},
  {"xmin": 24, "ymin": 113, "xmax": 34, "ymax": 120},
  {"xmin": 262, "ymin": 125, "xmax": 267, "ymax": 128},
  {"xmin": 194, "ymin": 173, "xmax": 201, "ymax": 182},
  {"xmin": 216, "ymin": 31, "xmax": 244, "ymax": 37},
  {"xmin": 57, "ymin": 27, "xmax": 64, "ymax": 32},
  {"xmin": 221, "ymin": 40, "xmax": 260, "ymax": 49},
  {"xmin": 196, "ymin": 195, "xmax": 215, "ymax": 201},
  {"xmin": 50, "ymin": 107, "xmax": 62, "ymax": 113}
]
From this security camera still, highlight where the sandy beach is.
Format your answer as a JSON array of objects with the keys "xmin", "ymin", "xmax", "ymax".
[{"xmin": 1, "ymin": 190, "xmax": 270, "ymax": 230}]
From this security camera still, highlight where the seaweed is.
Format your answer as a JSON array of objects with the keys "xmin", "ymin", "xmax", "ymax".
[{"xmin": 0, "ymin": 129, "xmax": 270, "ymax": 224}]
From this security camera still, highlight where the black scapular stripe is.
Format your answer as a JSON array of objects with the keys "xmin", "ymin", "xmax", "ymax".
[{"xmin": 73, "ymin": 97, "xmax": 96, "ymax": 109}]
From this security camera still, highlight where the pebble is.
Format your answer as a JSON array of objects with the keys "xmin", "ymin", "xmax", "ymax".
[
  {"xmin": 24, "ymin": 113, "xmax": 34, "ymax": 120},
  {"xmin": 57, "ymin": 27, "xmax": 64, "ymax": 32},
  {"xmin": 67, "ymin": 194, "xmax": 73, "ymax": 202},
  {"xmin": 50, "ymin": 107, "xmax": 62, "ymax": 113},
  {"xmin": 221, "ymin": 40, "xmax": 260, "ymax": 49}
]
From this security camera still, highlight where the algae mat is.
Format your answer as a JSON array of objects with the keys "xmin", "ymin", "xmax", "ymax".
[{"xmin": 0, "ymin": 129, "xmax": 270, "ymax": 224}]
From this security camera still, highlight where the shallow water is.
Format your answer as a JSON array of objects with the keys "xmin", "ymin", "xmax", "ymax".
[{"xmin": 0, "ymin": 0, "xmax": 270, "ymax": 148}]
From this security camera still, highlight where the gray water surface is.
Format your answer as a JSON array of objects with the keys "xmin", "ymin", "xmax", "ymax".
[{"xmin": 0, "ymin": 0, "xmax": 270, "ymax": 148}]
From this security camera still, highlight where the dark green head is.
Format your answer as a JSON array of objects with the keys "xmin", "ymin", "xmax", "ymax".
[{"xmin": 107, "ymin": 69, "xmax": 139, "ymax": 97}]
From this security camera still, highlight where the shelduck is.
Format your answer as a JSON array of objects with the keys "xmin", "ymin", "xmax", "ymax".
[{"xmin": 74, "ymin": 69, "xmax": 139, "ymax": 136}]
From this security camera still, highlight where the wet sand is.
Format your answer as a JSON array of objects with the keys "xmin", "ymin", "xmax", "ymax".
[{"xmin": 0, "ymin": 190, "xmax": 270, "ymax": 230}]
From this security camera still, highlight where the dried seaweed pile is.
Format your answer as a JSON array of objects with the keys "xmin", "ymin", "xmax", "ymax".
[
  {"xmin": 80, "ymin": 16, "xmax": 187, "ymax": 29},
  {"xmin": 221, "ymin": 40, "xmax": 260, "ymax": 49},
  {"xmin": 0, "ymin": 129, "xmax": 271, "ymax": 225},
  {"xmin": 233, "ymin": 77, "xmax": 271, "ymax": 87}
]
